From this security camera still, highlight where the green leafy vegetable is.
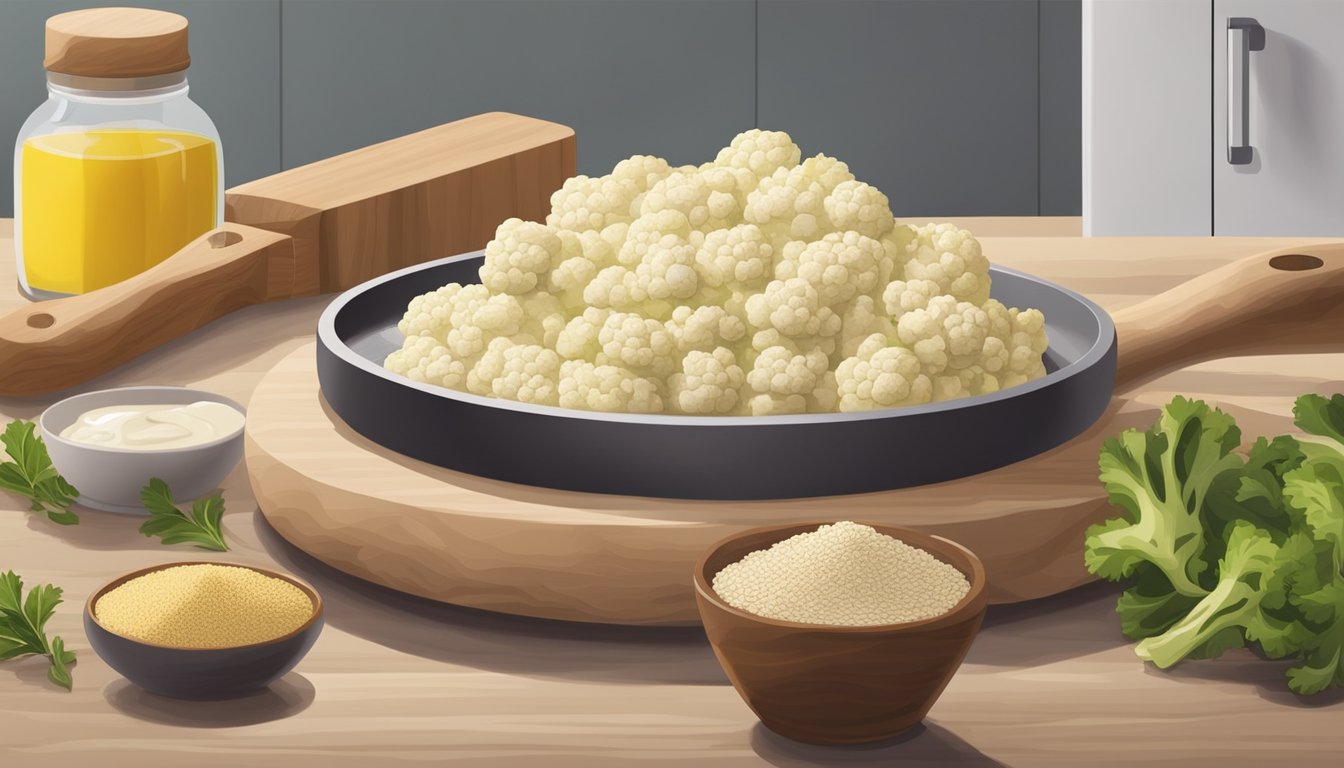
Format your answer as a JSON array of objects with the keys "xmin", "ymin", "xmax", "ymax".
[
  {"xmin": 1085, "ymin": 397, "xmax": 1243, "ymax": 598},
  {"xmin": 0, "ymin": 570, "xmax": 76, "ymax": 690},
  {"xmin": 1086, "ymin": 393, "xmax": 1344, "ymax": 695},
  {"xmin": 0, "ymin": 420, "xmax": 79, "ymax": 525},
  {"xmin": 139, "ymin": 478, "xmax": 228, "ymax": 552},
  {"xmin": 1134, "ymin": 522, "xmax": 1305, "ymax": 668},
  {"xmin": 1113, "ymin": 565, "xmax": 1201, "ymax": 641},
  {"xmin": 1280, "ymin": 394, "xmax": 1344, "ymax": 694}
]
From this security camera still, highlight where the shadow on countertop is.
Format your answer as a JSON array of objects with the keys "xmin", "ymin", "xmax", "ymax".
[
  {"xmin": 1153, "ymin": 650, "xmax": 1344, "ymax": 710},
  {"xmin": 252, "ymin": 510, "xmax": 727, "ymax": 687},
  {"xmin": 103, "ymin": 673, "xmax": 315, "ymax": 727},
  {"xmin": 750, "ymin": 721, "xmax": 1005, "ymax": 767},
  {"xmin": 968, "ymin": 579, "xmax": 1130, "ymax": 668}
]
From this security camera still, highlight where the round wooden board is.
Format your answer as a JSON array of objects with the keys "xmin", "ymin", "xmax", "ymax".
[{"xmin": 244, "ymin": 342, "xmax": 1165, "ymax": 626}]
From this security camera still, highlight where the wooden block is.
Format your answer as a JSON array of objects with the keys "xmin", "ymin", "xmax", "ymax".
[{"xmin": 226, "ymin": 111, "xmax": 576, "ymax": 293}]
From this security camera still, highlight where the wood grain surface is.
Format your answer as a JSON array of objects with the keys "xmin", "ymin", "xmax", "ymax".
[
  {"xmin": 3, "ymin": 219, "xmax": 1344, "ymax": 767},
  {"xmin": 43, "ymin": 7, "xmax": 190, "ymax": 78},
  {"xmin": 226, "ymin": 111, "xmax": 576, "ymax": 293}
]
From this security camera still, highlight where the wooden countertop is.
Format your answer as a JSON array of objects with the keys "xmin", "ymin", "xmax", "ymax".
[{"xmin": 2, "ymin": 217, "xmax": 1343, "ymax": 767}]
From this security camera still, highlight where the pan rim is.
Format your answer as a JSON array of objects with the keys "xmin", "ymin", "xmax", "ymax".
[{"xmin": 317, "ymin": 251, "xmax": 1116, "ymax": 428}]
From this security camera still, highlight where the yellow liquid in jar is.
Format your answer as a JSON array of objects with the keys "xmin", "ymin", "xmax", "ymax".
[{"xmin": 20, "ymin": 129, "xmax": 218, "ymax": 295}]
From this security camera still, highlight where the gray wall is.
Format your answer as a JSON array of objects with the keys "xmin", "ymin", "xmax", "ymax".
[{"xmin": 0, "ymin": 0, "xmax": 1081, "ymax": 218}]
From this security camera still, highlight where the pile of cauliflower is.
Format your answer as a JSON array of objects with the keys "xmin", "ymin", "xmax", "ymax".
[{"xmin": 384, "ymin": 130, "xmax": 1048, "ymax": 416}]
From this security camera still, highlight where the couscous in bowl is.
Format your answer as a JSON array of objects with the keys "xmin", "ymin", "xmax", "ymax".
[
  {"xmin": 84, "ymin": 561, "xmax": 324, "ymax": 700},
  {"xmin": 693, "ymin": 522, "xmax": 987, "ymax": 745}
]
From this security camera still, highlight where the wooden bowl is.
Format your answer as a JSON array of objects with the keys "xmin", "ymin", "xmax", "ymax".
[
  {"xmin": 693, "ymin": 522, "xmax": 988, "ymax": 745},
  {"xmin": 85, "ymin": 561, "xmax": 324, "ymax": 700}
]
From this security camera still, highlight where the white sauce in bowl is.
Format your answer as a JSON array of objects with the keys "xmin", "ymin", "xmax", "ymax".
[{"xmin": 59, "ymin": 401, "xmax": 244, "ymax": 451}]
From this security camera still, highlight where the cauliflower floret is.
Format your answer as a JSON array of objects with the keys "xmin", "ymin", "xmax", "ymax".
[
  {"xmin": 583, "ymin": 236, "xmax": 697, "ymax": 318},
  {"xmin": 932, "ymin": 373, "xmax": 971, "ymax": 402},
  {"xmin": 797, "ymin": 153, "xmax": 854, "ymax": 191},
  {"xmin": 942, "ymin": 302, "xmax": 990, "ymax": 368},
  {"xmin": 546, "ymin": 175, "xmax": 637, "ymax": 232},
  {"xmin": 558, "ymin": 360, "xmax": 664, "ymax": 413},
  {"xmin": 665, "ymin": 305, "xmax": 747, "ymax": 354},
  {"xmin": 982, "ymin": 298, "xmax": 1014, "ymax": 338},
  {"xmin": 774, "ymin": 231, "xmax": 883, "ymax": 307},
  {"xmin": 957, "ymin": 365, "xmax": 1003, "ymax": 396},
  {"xmin": 742, "ymin": 154, "xmax": 857, "ymax": 250},
  {"xmin": 744, "ymin": 168, "xmax": 828, "ymax": 247},
  {"xmin": 835, "ymin": 335, "xmax": 933, "ymax": 411},
  {"xmin": 882, "ymin": 278, "xmax": 942, "ymax": 319},
  {"xmin": 746, "ymin": 393, "xmax": 808, "ymax": 416},
  {"xmin": 583, "ymin": 265, "xmax": 643, "ymax": 312},
  {"xmin": 443, "ymin": 292, "xmax": 525, "ymax": 361},
  {"xmin": 669, "ymin": 347, "xmax": 745, "ymax": 414},
  {"xmin": 554, "ymin": 307, "xmax": 611, "ymax": 361},
  {"xmin": 746, "ymin": 344, "xmax": 829, "ymax": 397},
  {"xmin": 700, "ymin": 164, "xmax": 759, "ymax": 208},
  {"xmin": 479, "ymin": 218, "xmax": 563, "ymax": 295},
  {"xmin": 874, "ymin": 224, "xmax": 917, "ymax": 288},
  {"xmin": 1006, "ymin": 307, "xmax": 1049, "ymax": 384},
  {"xmin": 714, "ymin": 129, "xmax": 801, "ymax": 183},
  {"xmin": 810, "ymin": 371, "xmax": 839, "ymax": 412},
  {"xmin": 631, "ymin": 235, "xmax": 699, "ymax": 303},
  {"xmin": 613, "ymin": 154, "xmax": 674, "ymax": 191},
  {"xmin": 617, "ymin": 209, "xmax": 692, "ymax": 266},
  {"xmin": 640, "ymin": 170, "xmax": 742, "ymax": 233},
  {"xmin": 902, "ymin": 222, "xmax": 991, "ymax": 305},
  {"xmin": 384, "ymin": 335, "xmax": 469, "ymax": 390},
  {"xmin": 549, "ymin": 255, "xmax": 598, "ymax": 311},
  {"xmin": 544, "ymin": 157, "xmax": 672, "ymax": 233},
  {"xmin": 596, "ymin": 312, "xmax": 678, "ymax": 379},
  {"xmin": 397, "ymin": 282, "xmax": 478, "ymax": 340},
  {"xmin": 465, "ymin": 338, "xmax": 562, "ymax": 405},
  {"xmin": 824, "ymin": 180, "xmax": 894, "ymax": 240},
  {"xmin": 694, "ymin": 223, "xmax": 774, "ymax": 291},
  {"xmin": 745, "ymin": 277, "xmax": 843, "ymax": 339},
  {"xmin": 838, "ymin": 295, "xmax": 897, "ymax": 358},
  {"xmin": 520, "ymin": 292, "xmax": 567, "ymax": 349}
]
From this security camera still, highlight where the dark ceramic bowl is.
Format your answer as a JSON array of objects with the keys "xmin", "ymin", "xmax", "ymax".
[
  {"xmin": 693, "ymin": 522, "xmax": 988, "ymax": 746},
  {"xmin": 85, "ymin": 561, "xmax": 324, "ymax": 700}
]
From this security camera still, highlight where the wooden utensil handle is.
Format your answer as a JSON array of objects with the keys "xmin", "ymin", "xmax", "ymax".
[
  {"xmin": 0, "ymin": 224, "xmax": 295, "ymax": 397},
  {"xmin": 1113, "ymin": 242, "xmax": 1344, "ymax": 390}
]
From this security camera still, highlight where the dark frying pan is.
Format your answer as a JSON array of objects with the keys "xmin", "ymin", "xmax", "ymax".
[{"xmin": 316, "ymin": 243, "xmax": 1344, "ymax": 500}]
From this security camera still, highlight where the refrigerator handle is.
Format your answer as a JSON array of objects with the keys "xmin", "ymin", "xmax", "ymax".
[{"xmin": 1227, "ymin": 17, "xmax": 1265, "ymax": 165}]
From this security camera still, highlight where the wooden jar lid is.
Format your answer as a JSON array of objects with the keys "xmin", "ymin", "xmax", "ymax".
[{"xmin": 44, "ymin": 7, "xmax": 190, "ymax": 78}]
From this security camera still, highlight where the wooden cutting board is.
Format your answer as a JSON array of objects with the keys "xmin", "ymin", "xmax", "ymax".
[{"xmin": 245, "ymin": 236, "xmax": 1344, "ymax": 626}]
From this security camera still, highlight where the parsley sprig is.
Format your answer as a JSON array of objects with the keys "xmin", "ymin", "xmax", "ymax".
[
  {"xmin": 0, "ymin": 421, "xmax": 79, "ymax": 525},
  {"xmin": 139, "ymin": 478, "xmax": 229, "ymax": 551},
  {"xmin": 0, "ymin": 571, "xmax": 75, "ymax": 690}
]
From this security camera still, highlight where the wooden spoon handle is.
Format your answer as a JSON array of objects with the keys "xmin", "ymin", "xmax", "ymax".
[
  {"xmin": 1113, "ymin": 243, "xmax": 1344, "ymax": 390},
  {"xmin": 0, "ymin": 224, "xmax": 296, "ymax": 397}
]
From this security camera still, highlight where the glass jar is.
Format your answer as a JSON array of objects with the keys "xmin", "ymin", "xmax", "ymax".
[{"xmin": 13, "ymin": 7, "xmax": 223, "ymax": 299}]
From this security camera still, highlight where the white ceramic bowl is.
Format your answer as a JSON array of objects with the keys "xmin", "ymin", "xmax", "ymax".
[{"xmin": 39, "ymin": 386, "xmax": 245, "ymax": 514}]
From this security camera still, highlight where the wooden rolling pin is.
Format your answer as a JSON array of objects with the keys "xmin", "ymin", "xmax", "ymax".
[{"xmin": 0, "ymin": 112, "xmax": 576, "ymax": 396}]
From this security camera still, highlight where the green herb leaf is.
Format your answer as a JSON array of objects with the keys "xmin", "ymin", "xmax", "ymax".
[
  {"xmin": 46, "ymin": 636, "xmax": 73, "ymax": 691},
  {"xmin": 139, "ymin": 478, "xmax": 229, "ymax": 552},
  {"xmin": 0, "ymin": 421, "xmax": 79, "ymax": 525},
  {"xmin": 0, "ymin": 570, "xmax": 75, "ymax": 690}
]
